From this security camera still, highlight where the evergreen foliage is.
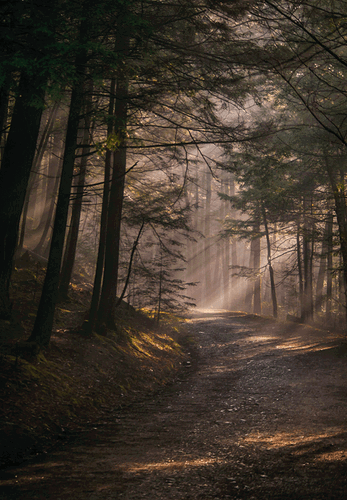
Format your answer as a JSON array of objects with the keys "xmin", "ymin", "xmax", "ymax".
[{"xmin": 1, "ymin": 0, "xmax": 347, "ymax": 343}]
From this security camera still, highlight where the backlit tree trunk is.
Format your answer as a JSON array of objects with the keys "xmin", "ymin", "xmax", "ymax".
[
  {"xmin": 87, "ymin": 79, "xmax": 115, "ymax": 333},
  {"xmin": 17, "ymin": 104, "xmax": 59, "ymax": 255},
  {"xmin": 97, "ymin": 31, "xmax": 129, "ymax": 329},
  {"xmin": 326, "ymin": 160, "xmax": 347, "ymax": 325},
  {"xmin": 315, "ymin": 213, "xmax": 332, "ymax": 313},
  {"xmin": 59, "ymin": 86, "xmax": 93, "ymax": 300},
  {"xmin": 252, "ymin": 222, "xmax": 262, "ymax": 315},
  {"xmin": 296, "ymin": 218, "xmax": 304, "ymax": 319},
  {"xmin": 34, "ymin": 124, "xmax": 64, "ymax": 257},
  {"xmin": 203, "ymin": 170, "xmax": 211, "ymax": 307},
  {"xmin": 262, "ymin": 204, "xmax": 277, "ymax": 318},
  {"xmin": 28, "ymin": 46, "xmax": 88, "ymax": 345},
  {"xmin": 326, "ymin": 212, "xmax": 333, "ymax": 322}
]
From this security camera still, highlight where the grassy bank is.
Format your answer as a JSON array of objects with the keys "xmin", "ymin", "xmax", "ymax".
[{"xmin": 0, "ymin": 258, "xmax": 193, "ymax": 467}]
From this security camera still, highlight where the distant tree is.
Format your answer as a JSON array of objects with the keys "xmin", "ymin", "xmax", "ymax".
[
  {"xmin": 58, "ymin": 85, "xmax": 94, "ymax": 300},
  {"xmin": 248, "ymin": 0, "xmax": 347, "ymax": 320},
  {"xmin": 17, "ymin": 103, "xmax": 60, "ymax": 256},
  {"xmin": 33, "ymin": 113, "xmax": 65, "ymax": 257}
]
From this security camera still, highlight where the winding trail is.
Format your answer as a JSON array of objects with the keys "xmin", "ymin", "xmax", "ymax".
[{"xmin": 1, "ymin": 311, "xmax": 347, "ymax": 499}]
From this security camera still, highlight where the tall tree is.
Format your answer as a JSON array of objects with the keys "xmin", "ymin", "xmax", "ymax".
[
  {"xmin": 248, "ymin": 0, "xmax": 347, "ymax": 320},
  {"xmin": 0, "ymin": 74, "xmax": 47, "ymax": 318},
  {"xmin": 0, "ymin": 0, "xmax": 64, "ymax": 318},
  {"xmin": 86, "ymin": 79, "xmax": 115, "ymax": 333},
  {"xmin": 96, "ymin": 17, "xmax": 130, "ymax": 330},
  {"xmin": 28, "ymin": 5, "xmax": 93, "ymax": 345},
  {"xmin": 59, "ymin": 85, "xmax": 94, "ymax": 300}
]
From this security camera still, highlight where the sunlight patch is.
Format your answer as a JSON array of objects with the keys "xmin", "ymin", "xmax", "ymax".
[
  {"xmin": 247, "ymin": 335, "xmax": 278, "ymax": 343},
  {"xmin": 315, "ymin": 450, "xmax": 347, "ymax": 462},
  {"xmin": 0, "ymin": 474, "xmax": 50, "ymax": 486},
  {"xmin": 242, "ymin": 430, "xmax": 343, "ymax": 453},
  {"xmin": 125, "ymin": 457, "xmax": 221, "ymax": 472},
  {"xmin": 277, "ymin": 341, "xmax": 335, "ymax": 353}
]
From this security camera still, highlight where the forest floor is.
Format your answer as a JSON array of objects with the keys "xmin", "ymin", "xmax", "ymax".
[
  {"xmin": 1, "ymin": 306, "xmax": 347, "ymax": 499},
  {"xmin": 0, "ymin": 254, "xmax": 191, "ymax": 468}
]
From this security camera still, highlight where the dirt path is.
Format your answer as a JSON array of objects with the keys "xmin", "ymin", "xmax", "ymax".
[{"xmin": 1, "ymin": 311, "xmax": 347, "ymax": 499}]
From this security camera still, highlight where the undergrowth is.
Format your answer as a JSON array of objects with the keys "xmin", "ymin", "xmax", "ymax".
[{"xmin": 0, "ymin": 257, "xmax": 191, "ymax": 467}]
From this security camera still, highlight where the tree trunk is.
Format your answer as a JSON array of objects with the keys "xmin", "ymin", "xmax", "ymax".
[
  {"xmin": 221, "ymin": 177, "xmax": 230, "ymax": 309},
  {"xmin": 262, "ymin": 205, "xmax": 277, "ymax": 319},
  {"xmin": 302, "ymin": 197, "xmax": 314, "ymax": 322},
  {"xmin": 213, "ymin": 240, "xmax": 222, "ymax": 306},
  {"xmin": 192, "ymin": 173, "xmax": 202, "ymax": 305},
  {"xmin": 97, "ymin": 33, "xmax": 129, "ymax": 329},
  {"xmin": 33, "ymin": 129, "xmax": 63, "ymax": 257},
  {"xmin": 339, "ymin": 253, "xmax": 345, "ymax": 326},
  {"xmin": 86, "ymin": 78, "xmax": 116, "ymax": 333},
  {"xmin": 157, "ymin": 247, "xmax": 163, "ymax": 323},
  {"xmin": 203, "ymin": 170, "xmax": 211, "ymax": 307},
  {"xmin": 314, "ymin": 209, "xmax": 333, "ymax": 314},
  {"xmin": 0, "ymin": 72, "xmax": 46, "ymax": 319},
  {"xmin": 326, "ymin": 159, "xmax": 347, "ymax": 325},
  {"xmin": 116, "ymin": 220, "xmax": 145, "ymax": 308},
  {"xmin": 230, "ymin": 177, "xmax": 238, "ymax": 309},
  {"xmin": 17, "ymin": 177, "xmax": 35, "ymax": 255},
  {"xmin": 0, "ymin": 76, "xmax": 10, "ymax": 162},
  {"xmin": 296, "ymin": 220, "xmax": 304, "ymax": 319},
  {"xmin": 28, "ymin": 49, "xmax": 88, "ymax": 345},
  {"xmin": 222, "ymin": 236, "xmax": 230, "ymax": 310},
  {"xmin": 59, "ymin": 86, "xmax": 93, "ymax": 300},
  {"xmin": 326, "ymin": 212, "xmax": 333, "ymax": 322},
  {"xmin": 244, "ymin": 245, "xmax": 253, "ymax": 313},
  {"xmin": 252, "ymin": 222, "xmax": 262, "ymax": 315},
  {"xmin": 17, "ymin": 104, "xmax": 59, "ymax": 255}
]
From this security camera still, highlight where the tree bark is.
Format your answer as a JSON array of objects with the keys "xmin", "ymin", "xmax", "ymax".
[
  {"xmin": 0, "ymin": 72, "xmax": 46, "ymax": 319},
  {"xmin": 157, "ymin": 247, "xmax": 163, "ymax": 323},
  {"xmin": 116, "ymin": 220, "xmax": 145, "ymax": 308},
  {"xmin": 315, "ymin": 214, "xmax": 332, "ymax": 313},
  {"xmin": 86, "ymin": 77, "xmax": 116, "ymax": 333},
  {"xmin": 244, "ymin": 245, "xmax": 253, "ymax": 313},
  {"xmin": 325, "ymin": 159, "xmax": 347, "ymax": 324},
  {"xmin": 326, "ymin": 212, "xmax": 333, "ymax": 322},
  {"xmin": 33, "ymin": 125, "xmax": 63, "ymax": 257},
  {"xmin": 262, "ymin": 205, "xmax": 277, "ymax": 318},
  {"xmin": 296, "ymin": 219, "xmax": 304, "ymax": 319},
  {"xmin": 252, "ymin": 222, "xmax": 262, "ymax": 315},
  {"xmin": 59, "ymin": 86, "xmax": 93, "ymax": 300},
  {"xmin": 302, "ymin": 197, "xmax": 314, "ymax": 322},
  {"xmin": 203, "ymin": 169, "xmax": 212, "ymax": 307},
  {"xmin": 221, "ymin": 177, "xmax": 230, "ymax": 310},
  {"xmin": 0, "ymin": 76, "xmax": 10, "ymax": 162},
  {"xmin": 230, "ymin": 177, "xmax": 238, "ymax": 309},
  {"xmin": 97, "ymin": 32, "xmax": 129, "ymax": 329},
  {"xmin": 339, "ymin": 253, "xmax": 345, "ymax": 325},
  {"xmin": 28, "ymin": 47, "xmax": 88, "ymax": 345}
]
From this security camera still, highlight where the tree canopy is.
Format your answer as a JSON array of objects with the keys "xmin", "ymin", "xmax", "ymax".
[{"xmin": 1, "ymin": 0, "xmax": 347, "ymax": 345}]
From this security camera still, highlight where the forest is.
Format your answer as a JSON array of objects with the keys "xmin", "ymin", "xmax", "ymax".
[{"xmin": 1, "ymin": 0, "xmax": 347, "ymax": 346}]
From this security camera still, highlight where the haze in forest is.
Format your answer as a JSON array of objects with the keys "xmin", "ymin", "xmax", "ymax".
[{"xmin": 1, "ymin": 0, "xmax": 347, "ymax": 347}]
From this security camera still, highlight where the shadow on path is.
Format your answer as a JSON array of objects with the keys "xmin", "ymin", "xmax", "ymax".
[{"xmin": 1, "ymin": 311, "xmax": 346, "ymax": 499}]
